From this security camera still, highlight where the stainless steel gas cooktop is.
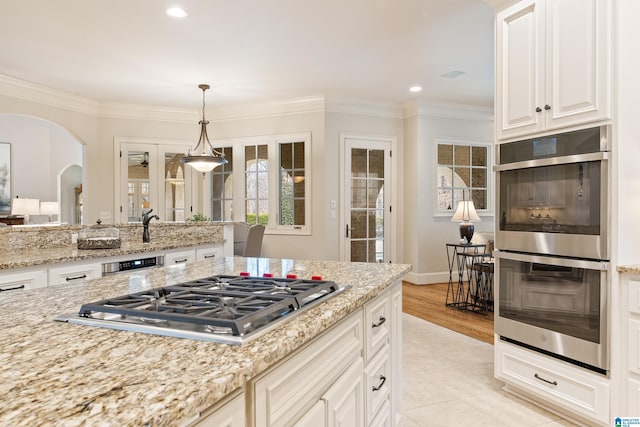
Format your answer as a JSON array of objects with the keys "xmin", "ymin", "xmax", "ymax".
[{"xmin": 56, "ymin": 274, "xmax": 349, "ymax": 345}]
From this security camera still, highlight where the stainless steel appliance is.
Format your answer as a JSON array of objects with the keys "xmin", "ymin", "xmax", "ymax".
[
  {"xmin": 494, "ymin": 251, "xmax": 608, "ymax": 373},
  {"xmin": 495, "ymin": 125, "xmax": 610, "ymax": 260},
  {"xmin": 494, "ymin": 125, "xmax": 611, "ymax": 374},
  {"xmin": 57, "ymin": 274, "xmax": 349, "ymax": 345},
  {"xmin": 102, "ymin": 255, "xmax": 164, "ymax": 275}
]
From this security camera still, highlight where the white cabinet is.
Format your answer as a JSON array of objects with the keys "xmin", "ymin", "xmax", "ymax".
[
  {"xmin": 323, "ymin": 357, "xmax": 365, "ymax": 427},
  {"xmin": 249, "ymin": 280, "xmax": 403, "ymax": 427},
  {"xmin": 495, "ymin": 339, "xmax": 609, "ymax": 425},
  {"xmin": 48, "ymin": 262, "xmax": 102, "ymax": 286},
  {"xmin": 496, "ymin": 0, "xmax": 611, "ymax": 140},
  {"xmin": 164, "ymin": 248, "xmax": 196, "ymax": 265},
  {"xmin": 189, "ymin": 390, "xmax": 245, "ymax": 427},
  {"xmin": 251, "ymin": 310, "xmax": 363, "ymax": 426},
  {"xmin": 0, "ymin": 268, "xmax": 47, "ymax": 290}
]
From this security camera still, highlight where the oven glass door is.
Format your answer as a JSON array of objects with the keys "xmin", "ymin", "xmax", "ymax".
[
  {"xmin": 498, "ymin": 160, "xmax": 602, "ymax": 236},
  {"xmin": 495, "ymin": 251, "xmax": 608, "ymax": 370}
]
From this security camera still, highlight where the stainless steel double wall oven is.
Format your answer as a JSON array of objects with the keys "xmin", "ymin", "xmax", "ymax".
[{"xmin": 494, "ymin": 126, "xmax": 610, "ymax": 373}]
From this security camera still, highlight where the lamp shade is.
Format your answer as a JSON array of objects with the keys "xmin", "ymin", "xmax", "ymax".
[
  {"xmin": 40, "ymin": 201, "xmax": 60, "ymax": 216},
  {"xmin": 12, "ymin": 198, "xmax": 40, "ymax": 216},
  {"xmin": 450, "ymin": 200, "xmax": 481, "ymax": 222}
]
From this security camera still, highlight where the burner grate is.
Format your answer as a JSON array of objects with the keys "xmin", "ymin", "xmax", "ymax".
[{"xmin": 78, "ymin": 275, "xmax": 339, "ymax": 336}]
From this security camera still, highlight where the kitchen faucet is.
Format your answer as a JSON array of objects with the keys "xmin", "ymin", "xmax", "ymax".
[{"xmin": 142, "ymin": 209, "xmax": 160, "ymax": 243}]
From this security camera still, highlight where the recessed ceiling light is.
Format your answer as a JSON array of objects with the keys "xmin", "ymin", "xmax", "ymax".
[
  {"xmin": 441, "ymin": 70, "xmax": 465, "ymax": 79},
  {"xmin": 166, "ymin": 7, "xmax": 188, "ymax": 18},
  {"xmin": 409, "ymin": 86, "xmax": 422, "ymax": 93}
]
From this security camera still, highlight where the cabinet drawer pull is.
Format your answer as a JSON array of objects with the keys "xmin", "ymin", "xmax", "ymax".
[
  {"xmin": 544, "ymin": 104, "xmax": 551, "ymax": 110},
  {"xmin": 204, "ymin": 254, "xmax": 216, "ymax": 259},
  {"xmin": 372, "ymin": 375, "xmax": 386, "ymax": 392},
  {"xmin": 174, "ymin": 258, "xmax": 188, "ymax": 263},
  {"xmin": 372, "ymin": 316, "xmax": 386, "ymax": 328},
  {"xmin": 66, "ymin": 274, "xmax": 87, "ymax": 281},
  {"xmin": 1, "ymin": 284, "xmax": 25, "ymax": 292},
  {"xmin": 534, "ymin": 373, "xmax": 557, "ymax": 386},
  {"xmin": 535, "ymin": 106, "xmax": 542, "ymax": 113}
]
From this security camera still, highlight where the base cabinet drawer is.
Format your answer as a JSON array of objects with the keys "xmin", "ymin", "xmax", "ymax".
[
  {"xmin": 495, "ymin": 340, "xmax": 609, "ymax": 424},
  {"xmin": 165, "ymin": 249, "xmax": 196, "ymax": 265},
  {"xmin": 196, "ymin": 245, "xmax": 224, "ymax": 262},
  {"xmin": 364, "ymin": 289, "xmax": 391, "ymax": 362},
  {"xmin": 365, "ymin": 343, "xmax": 391, "ymax": 425},
  {"xmin": 0, "ymin": 269, "xmax": 47, "ymax": 290},
  {"xmin": 369, "ymin": 400, "xmax": 391, "ymax": 427},
  {"xmin": 48, "ymin": 262, "xmax": 102, "ymax": 286}
]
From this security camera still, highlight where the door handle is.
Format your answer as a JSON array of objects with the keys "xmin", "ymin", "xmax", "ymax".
[{"xmin": 345, "ymin": 224, "xmax": 349, "ymax": 238}]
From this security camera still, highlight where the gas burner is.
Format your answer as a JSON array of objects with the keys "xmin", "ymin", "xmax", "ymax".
[{"xmin": 57, "ymin": 274, "xmax": 349, "ymax": 344}]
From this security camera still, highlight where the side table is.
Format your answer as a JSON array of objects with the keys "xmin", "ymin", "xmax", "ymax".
[{"xmin": 445, "ymin": 242, "xmax": 486, "ymax": 310}]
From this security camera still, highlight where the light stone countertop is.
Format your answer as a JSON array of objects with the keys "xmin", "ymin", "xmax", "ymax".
[
  {"xmin": 617, "ymin": 265, "xmax": 640, "ymax": 274},
  {"xmin": 0, "ymin": 239, "xmax": 224, "ymax": 270},
  {"xmin": 0, "ymin": 256, "xmax": 412, "ymax": 426}
]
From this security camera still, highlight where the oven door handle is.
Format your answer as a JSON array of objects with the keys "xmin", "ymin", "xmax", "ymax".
[
  {"xmin": 494, "ymin": 250, "xmax": 608, "ymax": 271},
  {"xmin": 494, "ymin": 151, "xmax": 609, "ymax": 172}
]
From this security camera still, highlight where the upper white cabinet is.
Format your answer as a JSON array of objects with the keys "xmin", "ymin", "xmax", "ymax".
[{"xmin": 496, "ymin": 0, "xmax": 611, "ymax": 140}]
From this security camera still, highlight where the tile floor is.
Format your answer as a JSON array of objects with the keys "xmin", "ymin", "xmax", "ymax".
[{"xmin": 401, "ymin": 313, "xmax": 577, "ymax": 426}]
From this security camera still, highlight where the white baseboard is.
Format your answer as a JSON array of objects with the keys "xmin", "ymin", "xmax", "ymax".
[{"xmin": 404, "ymin": 271, "xmax": 456, "ymax": 285}]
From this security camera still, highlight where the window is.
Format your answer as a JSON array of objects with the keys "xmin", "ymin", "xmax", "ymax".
[
  {"xmin": 435, "ymin": 139, "xmax": 491, "ymax": 215},
  {"xmin": 279, "ymin": 142, "xmax": 305, "ymax": 227},
  {"xmin": 245, "ymin": 144, "xmax": 269, "ymax": 225},
  {"xmin": 210, "ymin": 133, "xmax": 311, "ymax": 234},
  {"xmin": 210, "ymin": 147, "xmax": 233, "ymax": 221}
]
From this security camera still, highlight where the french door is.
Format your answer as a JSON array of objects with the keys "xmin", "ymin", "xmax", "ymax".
[
  {"xmin": 341, "ymin": 136, "xmax": 393, "ymax": 263},
  {"xmin": 117, "ymin": 142, "xmax": 195, "ymax": 223}
]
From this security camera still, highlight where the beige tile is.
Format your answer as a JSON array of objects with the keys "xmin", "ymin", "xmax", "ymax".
[{"xmin": 401, "ymin": 314, "xmax": 576, "ymax": 427}]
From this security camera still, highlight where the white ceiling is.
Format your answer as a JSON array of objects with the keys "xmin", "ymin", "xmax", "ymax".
[{"xmin": 0, "ymin": 0, "xmax": 495, "ymax": 111}]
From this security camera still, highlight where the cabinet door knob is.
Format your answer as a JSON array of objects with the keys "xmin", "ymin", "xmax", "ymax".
[
  {"xmin": 535, "ymin": 106, "xmax": 542, "ymax": 113},
  {"xmin": 544, "ymin": 104, "xmax": 551, "ymax": 110}
]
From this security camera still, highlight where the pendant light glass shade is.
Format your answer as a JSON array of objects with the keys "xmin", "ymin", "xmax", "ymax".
[{"xmin": 182, "ymin": 84, "xmax": 228, "ymax": 173}]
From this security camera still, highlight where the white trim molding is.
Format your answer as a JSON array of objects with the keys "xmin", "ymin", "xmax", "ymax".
[
  {"xmin": 403, "ymin": 99, "xmax": 494, "ymax": 121},
  {"xmin": 0, "ymin": 74, "xmax": 98, "ymax": 116}
]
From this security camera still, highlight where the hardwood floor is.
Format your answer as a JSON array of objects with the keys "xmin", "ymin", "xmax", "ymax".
[{"xmin": 402, "ymin": 281, "xmax": 494, "ymax": 345}]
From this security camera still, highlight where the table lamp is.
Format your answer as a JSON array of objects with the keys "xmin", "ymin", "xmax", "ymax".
[
  {"xmin": 450, "ymin": 199, "xmax": 481, "ymax": 243},
  {"xmin": 11, "ymin": 198, "xmax": 40, "ymax": 224}
]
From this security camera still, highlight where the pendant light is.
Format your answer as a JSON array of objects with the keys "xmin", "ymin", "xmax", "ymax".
[{"xmin": 181, "ymin": 84, "xmax": 228, "ymax": 173}]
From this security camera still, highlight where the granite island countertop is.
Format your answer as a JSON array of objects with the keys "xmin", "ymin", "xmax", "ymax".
[{"xmin": 0, "ymin": 256, "xmax": 412, "ymax": 426}]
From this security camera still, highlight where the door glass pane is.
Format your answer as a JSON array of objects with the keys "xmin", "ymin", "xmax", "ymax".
[
  {"xmin": 211, "ymin": 147, "xmax": 233, "ymax": 221},
  {"xmin": 351, "ymin": 210, "xmax": 367, "ymax": 239},
  {"xmin": 349, "ymin": 146, "xmax": 386, "ymax": 263},
  {"xmin": 351, "ymin": 240, "xmax": 366, "ymax": 263},
  {"xmin": 127, "ymin": 151, "xmax": 150, "ymax": 222},
  {"xmin": 369, "ymin": 150, "xmax": 384, "ymax": 178},
  {"xmin": 351, "ymin": 149, "xmax": 367, "ymax": 177},
  {"xmin": 164, "ymin": 152, "xmax": 185, "ymax": 222}
]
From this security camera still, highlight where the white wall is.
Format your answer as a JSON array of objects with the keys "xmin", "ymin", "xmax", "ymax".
[
  {"xmin": 0, "ymin": 114, "xmax": 82, "ymax": 202},
  {"xmin": 403, "ymin": 106, "xmax": 494, "ymax": 284}
]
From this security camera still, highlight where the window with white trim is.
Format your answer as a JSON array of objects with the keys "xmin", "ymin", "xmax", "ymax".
[
  {"xmin": 435, "ymin": 139, "xmax": 492, "ymax": 215},
  {"xmin": 209, "ymin": 133, "xmax": 311, "ymax": 234}
]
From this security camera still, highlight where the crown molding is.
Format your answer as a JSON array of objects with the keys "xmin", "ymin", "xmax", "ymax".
[
  {"xmin": 206, "ymin": 95, "xmax": 326, "ymax": 122},
  {"xmin": 98, "ymin": 102, "xmax": 197, "ymax": 123},
  {"xmin": 0, "ymin": 74, "xmax": 98, "ymax": 116},
  {"xmin": 324, "ymin": 96, "xmax": 404, "ymax": 119},
  {"xmin": 403, "ymin": 100, "xmax": 494, "ymax": 121}
]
